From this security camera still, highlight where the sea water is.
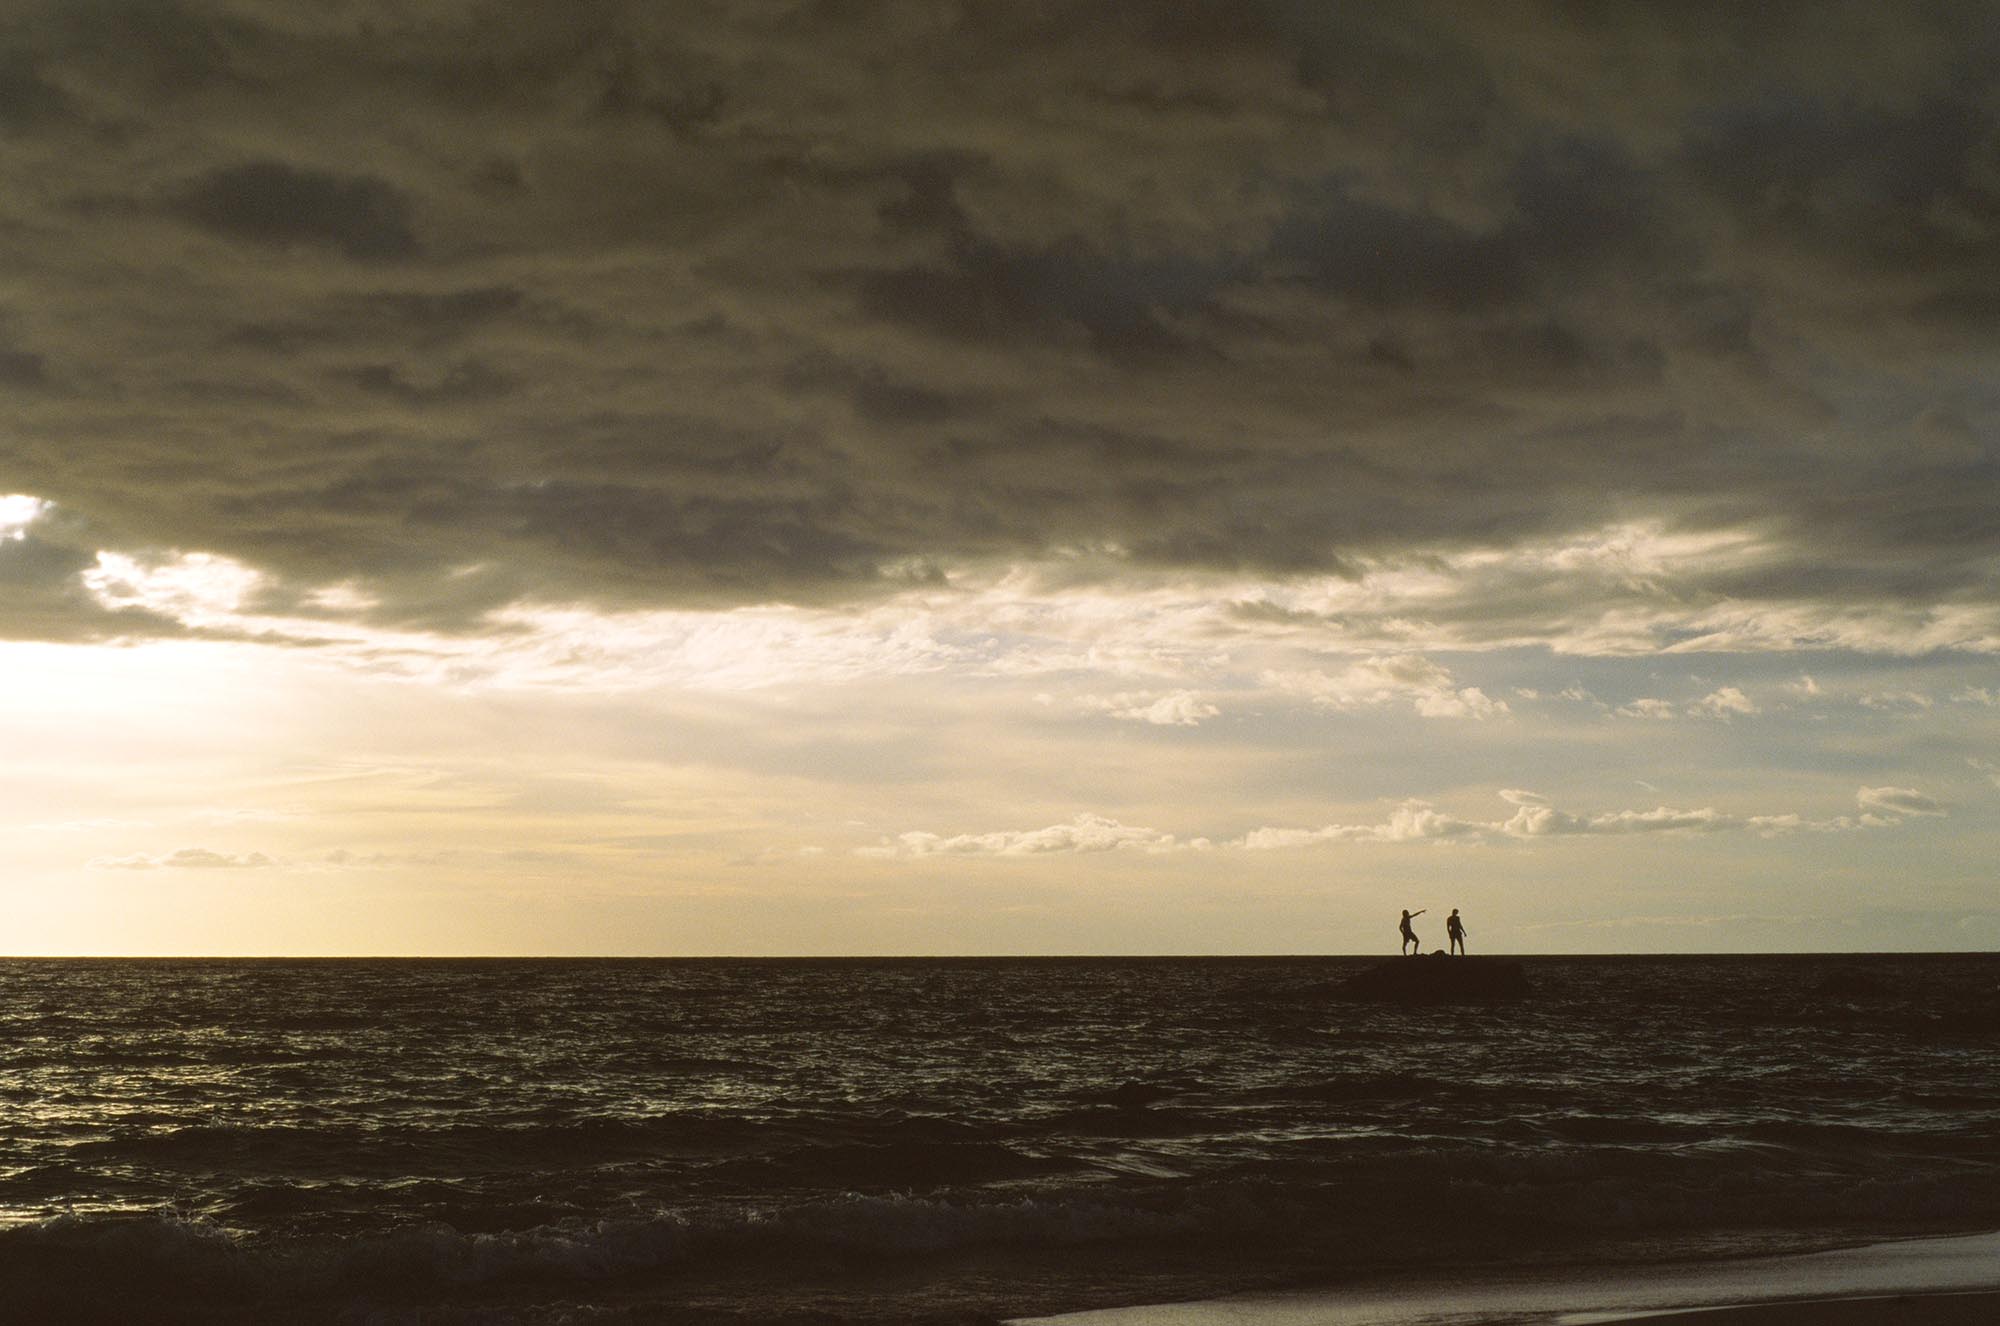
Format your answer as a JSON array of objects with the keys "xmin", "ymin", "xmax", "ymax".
[{"xmin": 1, "ymin": 955, "xmax": 1995, "ymax": 1323}]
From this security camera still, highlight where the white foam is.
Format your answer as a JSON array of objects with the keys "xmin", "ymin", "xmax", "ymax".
[{"xmin": 1007, "ymin": 1230, "xmax": 2000, "ymax": 1325}]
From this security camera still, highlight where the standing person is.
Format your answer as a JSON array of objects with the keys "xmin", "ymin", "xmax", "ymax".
[
  {"xmin": 1446, "ymin": 908, "xmax": 1466, "ymax": 956},
  {"xmin": 1399, "ymin": 908, "xmax": 1425, "ymax": 955}
]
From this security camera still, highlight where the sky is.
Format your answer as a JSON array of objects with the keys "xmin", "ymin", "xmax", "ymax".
[{"xmin": 2, "ymin": 1, "xmax": 1997, "ymax": 955}]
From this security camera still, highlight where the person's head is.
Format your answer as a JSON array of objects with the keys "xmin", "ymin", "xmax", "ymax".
[
  {"xmin": 1401, "ymin": 909, "xmax": 1411, "ymax": 919},
  {"xmin": 1450, "ymin": 908, "xmax": 1459, "ymax": 916}
]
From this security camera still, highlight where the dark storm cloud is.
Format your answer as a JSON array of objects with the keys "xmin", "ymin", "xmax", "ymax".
[
  {"xmin": 1687, "ymin": 93, "xmax": 1998, "ymax": 271},
  {"xmin": 0, "ymin": 348, "xmax": 47, "ymax": 388},
  {"xmin": 176, "ymin": 161, "xmax": 419, "ymax": 260},
  {"xmin": 334, "ymin": 359, "xmax": 516, "ymax": 406},
  {"xmin": 2, "ymin": 0, "xmax": 1997, "ymax": 637},
  {"xmin": 0, "ymin": 47, "xmax": 70, "ymax": 127},
  {"xmin": 0, "ymin": 518, "xmax": 181, "ymax": 642}
]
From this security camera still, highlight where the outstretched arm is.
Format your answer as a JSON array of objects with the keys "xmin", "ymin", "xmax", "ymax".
[{"xmin": 1412, "ymin": 909, "xmax": 1426, "ymax": 917}]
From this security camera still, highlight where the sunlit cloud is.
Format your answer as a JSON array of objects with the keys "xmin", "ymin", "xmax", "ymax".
[
  {"xmin": 40, "ymin": 519, "xmax": 2000, "ymax": 708},
  {"xmin": 1503, "ymin": 802, "xmax": 1783, "ymax": 838},
  {"xmin": 91, "ymin": 847, "xmax": 278, "ymax": 870},
  {"xmin": 1855, "ymin": 786, "xmax": 1946, "ymax": 818},
  {"xmin": 862, "ymin": 787, "xmax": 1940, "ymax": 860},
  {"xmin": 1262, "ymin": 655, "xmax": 1506, "ymax": 720},
  {"xmin": 83, "ymin": 551, "xmax": 261, "ymax": 625},
  {"xmin": 1860, "ymin": 691, "xmax": 1935, "ymax": 711},
  {"xmin": 1086, "ymin": 691, "xmax": 1221, "ymax": 726},
  {"xmin": 0, "ymin": 494, "xmax": 49, "ymax": 540},
  {"xmin": 859, "ymin": 814, "xmax": 1206, "ymax": 858},
  {"xmin": 1691, "ymin": 687, "xmax": 1758, "ymax": 719},
  {"xmin": 1238, "ymin": 802, "xmax": 1486, "ymax": 848},
  {"xmin": 1235, "ymin": 786, "xmax": 1943, "ymax": 850}
]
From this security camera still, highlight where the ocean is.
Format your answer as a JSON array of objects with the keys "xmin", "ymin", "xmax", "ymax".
[{"xmin": 1, "ymin": 954, "xmax": 1995, "ymax": 1323}]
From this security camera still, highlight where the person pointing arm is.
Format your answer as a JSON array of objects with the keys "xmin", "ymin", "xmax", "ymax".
[{"xmin": 1399, "ymin": 908, "xmax": 1426, "ymax": 955}]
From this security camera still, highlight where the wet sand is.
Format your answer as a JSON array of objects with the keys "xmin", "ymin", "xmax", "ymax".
[
  {"xmin": 1008, "ymin": 1231, "xmax": 2000, "ymax": 1326},
  {"xmin": 1576, "ymin": 1296, "xmax": 2000, "ymax": 1326},
  {"xmin": 1572, "ymin": 1289, "xmax": 2000, "ymax": 1324}
]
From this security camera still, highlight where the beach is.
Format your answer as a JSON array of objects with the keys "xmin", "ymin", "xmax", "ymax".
[
  {"xmin": 1605, "ymin": 1292, "xmax": 2000, "ymax": 1325},
  {"xmin": 1010, "ymin": 1231, "xmax": 2000, "ymax": 1326}
]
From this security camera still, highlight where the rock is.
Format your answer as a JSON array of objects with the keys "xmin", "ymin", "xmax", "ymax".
[{"xmin": 1335, "ymin": 953, "xmax": 1531, "ymax": 1004}]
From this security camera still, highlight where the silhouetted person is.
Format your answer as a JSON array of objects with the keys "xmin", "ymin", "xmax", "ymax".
[
  {"xmin": 1446, "ymin": 908, "xmax": 1466, "ymax": 956},
  {"xmin": 1399, "ymin": 908, "xmax": 1425, "ymax": 955}
]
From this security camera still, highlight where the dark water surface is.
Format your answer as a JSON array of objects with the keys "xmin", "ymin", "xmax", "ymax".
[{"xmin": 1, "ymin": 955, "xmax": 1996, "ymax": 1322}]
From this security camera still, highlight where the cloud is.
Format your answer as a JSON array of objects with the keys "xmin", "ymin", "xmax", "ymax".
[
  {"xmin": 1089, "ymin": 690, "xmax": 1221, "ymax": 726},
  {"xmin": 0, "ymin": 1, "xmax": 1993, "ymax": 646},
  {"xmin": 1266, "ymin": 655, "xmax": 1508, "ymax": 719},
  {"xmin": 1691, "ymin": 686, "xmax": 1758, "ymax": 719},
  {"xmin": 1860, "ymin": 690, "xmax": 1934, "ymax": 711},
  {"xmin": 1237, "ymin": 785, "xmax": 1943, "ymax": 849},
  {"xmin": 1238, "ymin": 802, "xmax": 1486, "ymax": 848},
  {"xmin": 1502, "ymin": 803, "xmax": 1753, "ymax": 838},
  {"xmin": 92, "ymin": 848, "xmax": 277, "ymax": 870},
  {"xmin": 1855, "ymin": 786, "xmax": 1946, "ymax": 818},
  {"xmin": 0, "ymin": 505, "xmax": 188, "ymax": 642},
  {"xmin": 173, "ymin": 160, "xmax": 418, "ymax": 260},
  {"xmin": 1234, "ymin": 794, "xmax": 1745, "ymax": 848},
  {"xmin": 860, "ymin": 813, "xmax": 1203, "ymax": 858},
  {"xmin": 316, "ymin": 848, "xmax": 447, "ymax": 870},
  {"xmin": 0, "ymin": 494, "xmax": 48, "ymax": 537}
]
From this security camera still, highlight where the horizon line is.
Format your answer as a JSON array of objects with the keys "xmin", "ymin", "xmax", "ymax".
[{"xmin": 1, "ymin": 949, "xmax": 1992, "ymax": 961}]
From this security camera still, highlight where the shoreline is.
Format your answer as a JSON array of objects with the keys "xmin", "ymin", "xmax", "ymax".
[
  {"xmin": 1007, "ymin": 1230, "xmax": 2000, "ymax": 1326},
  {"xmin": 1571, "ymin": 1288, "xmax": 2000, "ymax": 1324}
]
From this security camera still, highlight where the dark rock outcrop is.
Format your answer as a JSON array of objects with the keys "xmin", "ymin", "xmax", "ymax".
[{"xmin": 1335, "ymin": 953, "xmax": 1532, "ymax": 1004}]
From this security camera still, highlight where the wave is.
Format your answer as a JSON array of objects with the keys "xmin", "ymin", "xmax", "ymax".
[
  {"xmin": 7, "ymin": 956, "xmax": 2000, "ymax": 1320},
  {"xmin": 0, "ymin": 1191, "xmax": 1218, "ymax": 1321},
  {"xmin": 703, "ymin": 1139, "xmax": 1064, "ymax": 1187},
  {"xmin": 8, "ymin": 1154, "xmax": 2000, "ymax": 1317}
]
